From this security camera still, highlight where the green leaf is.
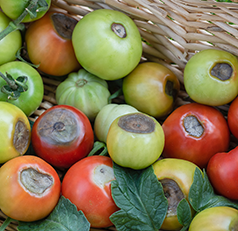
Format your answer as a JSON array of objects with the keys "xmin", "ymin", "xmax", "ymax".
[
  {"xmin": 188, "ymin": 168, "xmax": 238, "ymax": 213},
  {"xmin": 177, "ymin": 198, "xmax": 192, "ymax": 227},
  {"xmin": 110, "ymin": 163, "xmax": 168, "ymax": 231},
  {"xmin": 17, "ymin": 196, "xmax": 90, "ymax": 231}
]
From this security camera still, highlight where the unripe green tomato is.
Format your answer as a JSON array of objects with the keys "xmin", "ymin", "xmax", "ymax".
[
  {"xmin": 122, "ymin": 62, "xmax": 180, "ymax": 118},
  {"xmin": 0, "ymin": 11, "xmax": 22, "ymax": 65},
  {"xmin": 152, "ymin": 158, "xmax": 201, "ymax": 231},
  {"xmin": 189, "ymin": 206, "xmax": 238, "ymax": 231},
  {"xmin": 94, "ymin": 103, "xmax": 138, "ymax": 143},
  {"xmin": 184, "ymin": 49, "xmax": 238, "ymax": 106},
  {"xmin": 0, "ymin": 102, "xmax": 31, "ymax": 163},
  {"xmin": 107, "ymin": 112, "xmax": 165, "ymax": 170},
  {"xmin": 56, "ymin": 68, "xmax": 111, "ymax": 121}
]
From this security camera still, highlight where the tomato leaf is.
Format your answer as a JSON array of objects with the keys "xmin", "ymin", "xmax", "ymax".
[
  {"xmin": 110, "ymin": 163, "xmax": 168, "ymax": 231},
  {"xmin": 188, "ymin": 168, "xmax": 238, "ymax": 212},
  {"xmin": 177, "ymin": 198, "xmax": 192, "ymax": 228},
  {"xmin": 17, "ymin": 196, "xmax": 90, "ymax": 231}
]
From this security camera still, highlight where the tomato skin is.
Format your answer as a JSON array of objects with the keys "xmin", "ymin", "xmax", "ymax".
[
  {"xmin": 0, "ymin": 11, "xmax": 22, "ymax": 65},
  {"xmin": 189, "ymin": 206, "xmax": 238, "ymax": 231},
  {"xmin": 207, "ymin": 146, "xmax": 238, "ymax": 200},
  {"xmin": 25, "ymin": 11, "xmax": 80, "ymax": 76},
  {"xmin": 227, "ymin": 96, "xmax": 238, "ymax": 139},
  {"xmin": 162, "ymin": 103, "xmax": 230, "ymax": 169},
  {"xmin": 0, "ymin": 155, "xmax": 61, "ymax": 222},
  {"xmin": 31, "ymin": 105, "xmax": 94, "ymax": 169},
  {"xmin": 0, "ymin": 102, "xmax": 31, "ymax": 163},
  {"xmin": 0, "ymin": 0, "xmax": 51, "ymax": 23},
  {"xmin": 0, "ymin": 61, "xmax": 44, "ymax": 116},
  {"xmin": 61, "ymin": 155, "xmax": 118, "ymax": 228}
]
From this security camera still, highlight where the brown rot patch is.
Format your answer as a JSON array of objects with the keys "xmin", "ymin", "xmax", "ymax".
[
  {"xmin": 183, "ymin": 115, "xmax": 204, "ymax": 138},
  {"xmin": 211, "ymin": 63, "xmax": 233, "ymax": 81},
  {"xmin": 111, "ymin": 23, "xmax": 127, "ymax": 38}
]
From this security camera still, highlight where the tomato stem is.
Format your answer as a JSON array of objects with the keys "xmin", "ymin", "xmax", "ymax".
[
  {"xmin": 0, "ymin": 0, "xmax": 49, "ymax": 41},
  {"xmin": 0, "ymin": 217, "xmax": 17, "ymax": 231}
]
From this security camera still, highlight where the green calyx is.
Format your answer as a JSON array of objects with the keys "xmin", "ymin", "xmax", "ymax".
[{"xmin": 0, "ymin": 72, "xmax": 28, "ymax": 100}]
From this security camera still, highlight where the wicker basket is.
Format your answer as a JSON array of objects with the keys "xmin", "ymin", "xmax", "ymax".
[{"xmin": 1, "ymin": 0, "xmax": 238, "ymax": 230}]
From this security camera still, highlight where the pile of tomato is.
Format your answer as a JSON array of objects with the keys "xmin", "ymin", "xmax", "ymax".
[{"xmin": 1, "ymin": 0, "xmax": 238, "ymax": 231}]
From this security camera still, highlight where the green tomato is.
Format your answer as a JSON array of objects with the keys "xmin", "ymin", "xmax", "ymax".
[
  {"xmin": 189, "ymin": 206, "xmax": 238, "ymax": 231},
  {"xmin": 55, "ymin": 68, "xmax": 111, "ymax": 121},
  {"xmin": 0, "ymin": 0, "xmax": 51, "ymax": 23},
  {"xmin": 107, "ymin": 112, "xmax": 165, "ymax": 170},
  {"xmin": 184, "ymin": 49, "xmax": 238, "ymax": 106},
  {"xmin": 72, "ymin": 9, "xmax": 142, "ymax": 81},
  {"xmin": 0, "ymin": 61, "xmax": 44, "ymax": 116},
  {"xmin": 152, "ymin": 158, "xmax": 201, "ymax": 231},
  {"xmin": 0, "ymin": 11, "xmax": 22, "ymax": 65},
  {"xmin": 94, "ymin": 103, "xmax": 138, "ymax": 143},
  {"xmin": 0, "ymin": 102, "xmax": 31, "ymax": 164}
]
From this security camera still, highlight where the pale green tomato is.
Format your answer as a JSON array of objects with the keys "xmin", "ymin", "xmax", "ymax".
[
  {"xmin": 55, "ymin": 68, "xmax": 111, "ymax": 121},
  {"xmin": 94, "ymin": 103, "xmax": 138, "ymax": 143},
  {"xmin": 184, "ymin": 49, "xmax": 238, "ymax": 106},
  {"xmin": 107, "ymin": 112, "xmax": 165, "ymax": 170},
  {"xmin": 189, "ymin": 206, "xmax": 238, "ymax": 231},
  {"xmin": 72, "ymin": 9, "xmax": 142, "ymax": 80},
  {"xmin": 152, "ymin": 158, "xmax": 201, "ymax": 231},
  {"xmin": 0, "ymin": 102, "xmax": 31, "ymax": 164},
  {"xmin": 0, "ymin": 11, "xmax": 22, "ymax": 65}
]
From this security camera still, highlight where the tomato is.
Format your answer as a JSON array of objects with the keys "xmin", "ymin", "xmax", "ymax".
[
  {"xmin": 94, "ymin": 103, "xmax": 138, "ymax": 143},
  {"xmin": 31, "ymin": 105, "xmax": 94, "ymax": 169},
  {"xmin": 184, "ymin": 49, "xmax": 238, "ymax": 106},
  {"xmin": 0, "ymin": 102, "xmax": 31, "ymax": 164},
  {"xmin": 162, "ymin": 103, "xmax": 230, "ymax": 169},
  {"xmin": 25, "ymin": 11, "xmax": 80, "ymax": 76},
  {"xmin": 0, "ymin": 155, "xmax": 61, "ymax": 222},
  {"xmin": 0, "ymin": 11, "xmax": 22, "ymax": 65},
  {"xmin": 107, "ymin": 112, "xmax": 165, "ymax": 170},
  {"xmin": 189, "ymin": 206, "xmax": 238, "ymax": 231},
  {"xmin": 55, "ymin": 68, "xmax": 111, "ymax": 121},
  {"xmin": 0, "ymin": 0, "xmax": 51, "ymax": 23},
  {"xmin": 122, "ymin": 62, "xmax": 180, "ymax": 118},
  {"xmin": 227, "ymin": 96, "xmax": 238, "ymax": 140},
  {"xmin": 152, "ymin": 158, "xmax": 201, "ymax": 230},
  {"xmin": 207, "ymin": 146, "xmax": 238, "ymax": 200},
  {"xmin": 61, "ymin": 155, "xmax": 118, "ymax": 228},
  {"xmin": 0, "ymin": 61, "xmax": 44, "ymax": 116},
  {"xmin": 72, "ymin": 9, "xmax": 142, "ymax": 80}
]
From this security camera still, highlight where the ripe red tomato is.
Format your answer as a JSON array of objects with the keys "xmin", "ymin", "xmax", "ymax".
[
  {"xmin": 227, "ymin": 96, "xmax": 238, "ymax": 140},
  {"xmin": 31, "ymin": 105, "xmax": 94, "ymax": 169},
  {"xmin": 61, "ymin": 155, "xmax": 118, "ymax": 228},
  {"xmin": 25, "ymin": 10, "xmax": 80, "ymax": 76},
  {"xmin": 162, "ymin": 103, "xmax": 230, "ymax": 169},
  {"xmin": 0, "ymin": 155, "xmax": 61, "ymax": 222},
  {"xmin": 207, "ymin": 146, "xmax": 238, "ymax": 200}
]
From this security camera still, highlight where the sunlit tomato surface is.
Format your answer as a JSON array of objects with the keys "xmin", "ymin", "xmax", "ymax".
[
  {"xmin": 25, "ymin": 11, "xmax": 80, "ymax": 76},
  {"xmin": 152, "ymin": 158, "xmax": 201, "ymax": 231},
  {"xmin": 227, "ymin": 96, "xmax": 238, "ymax": 140},
  {"xmin": 162, "ymin": 103, "xmax": 230, "ymax": 169},
  {"xmin": 207, "ymin": 146, "xmax": 238, "ymax": 200},
  {"xmin": 61, "ymin": 155, "xmax": 119, "ymax": 228},
  {"xmin": 0, "ymin": 155, "xmax": 61, "ymax": 222},
  {"xmin": 31, "ymin": 105, "xmax": 94, "ymax": 169},
  {"xmin": 0, "ymin": 11, "xmax": 22, "ymax": 65},
  {"xmin": 123, "ymin": 62, "xmax": 180, "ymax": 118},
  {"xmin": 0, "ymin": 102, "xmax": 31, "ymax": 164},
  {"xmin": 189, "ymin": 206, "xmax": 238, "ymax": 231}
]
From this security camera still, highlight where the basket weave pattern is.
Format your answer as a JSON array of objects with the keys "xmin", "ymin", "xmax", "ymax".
[{"xmin": 1, "ymin": 0, "xmax": 238, "ymax": 230}]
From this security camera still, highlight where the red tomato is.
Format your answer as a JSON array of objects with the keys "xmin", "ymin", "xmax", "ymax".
[
  {"xmin": 162, "ymin": 103, "xmax": 230, "ymax": 169},
  {"xmin": 0, "ymin": 155, "xmax": 61, "ymax": 222},
  {"xmin": 227, "ymin": 96, "xmax": 238, "ymax": 140},
  {"xmin": 61, "ymin": 155, "xmax": 118, "ymax": 228},
  {"xmin": 31, "ymin": 105, "xmax": 94, "ymax": 169},
  {"xmin": 207, "ymin": 146, "xmax": 238, "ymax": 200},
  {"xmin": 25, "ymin": 10, "xmax": 80, "ymax": 76}
]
